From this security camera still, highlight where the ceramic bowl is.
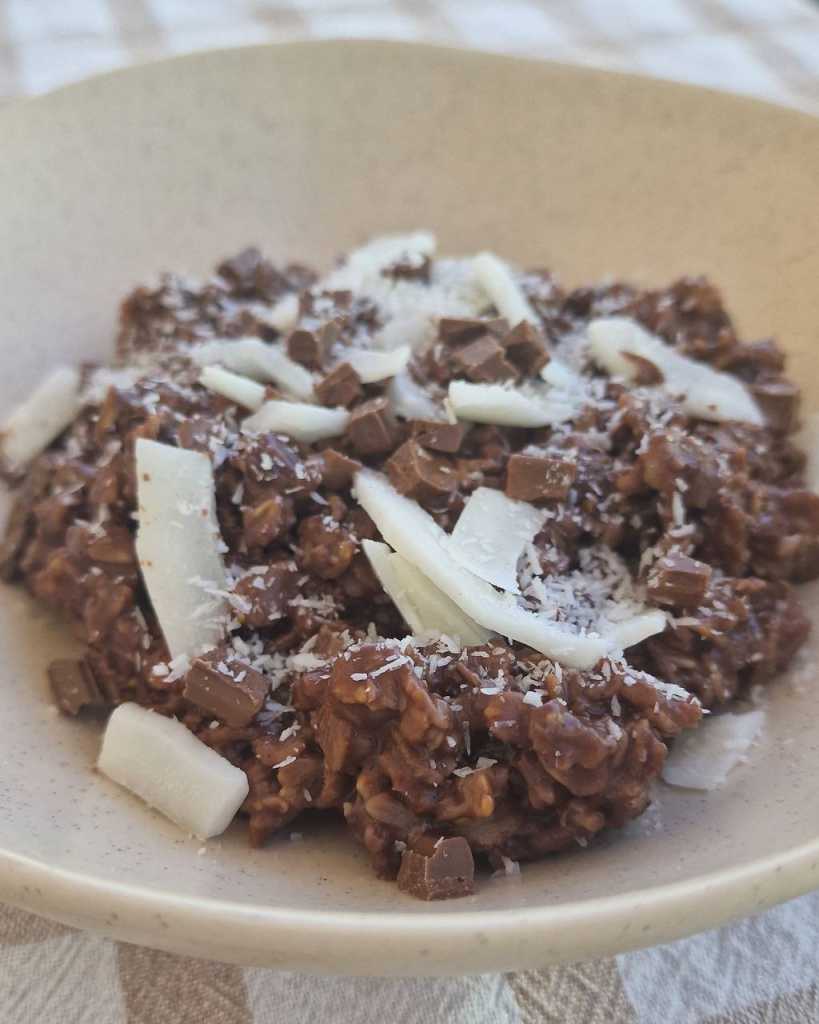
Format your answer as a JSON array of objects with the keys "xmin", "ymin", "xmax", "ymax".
[{"xmin": 1, "ymin": 41, "xmax": 818, "ymax": 975}]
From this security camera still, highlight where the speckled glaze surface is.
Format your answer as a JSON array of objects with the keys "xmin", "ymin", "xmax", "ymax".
[{"xmin": 0, "ymin": 41, "xmax": 818, "ymax": 975}]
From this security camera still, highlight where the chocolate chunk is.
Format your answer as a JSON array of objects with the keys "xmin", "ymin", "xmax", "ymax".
[
  {"xmin": 622, "ymin": 351, "xmax": 663, "ymax": 386},
  {"xmin": 218, "ymin": 248, "xmax": 291, "ymax": 301},
  {"xmin": 286, "ymin": 328, "xmax": 322, "ymax": 369},
  {"xmin": 502, "ymin": 321, "xmax": 549, "ymax": 375},
  {"xmin": 319, "ymin": 448, "xmax": 362, "ymax": 491},
  {"xmin": 397, "ymin": 836, "xmax": 475, "ymax": 901},
  {"xmin": 183, "ymin": 651, "xmax": 269, "ymax": 727},
  {"xmin": 410, "ymin": 419, "xmax": 467, "ymax": 454},
  {"xmin": 646, "ymin": 553, "xmax": 712, "ymax": 609},
  {"xmin": 382, "ymin": 254, "xmax": 431, "ymax": 282},
  {"xmin": 453, "ymin": 336, "xmax": 519, "ymax": 383},
  {"xmin": 347, "ymin": 398, "xmax": 398, "ymax": 455},
  {"xmin": 314, "ymin": 362, "xmax": 363, "ymax": 408},
  {"xmin": 233, "ymin": 561, "xmax": 299, "ymax": 628},
  {"xmin": 438, "ymin": 317, "xmax": 508, "ymax": 346},
  {"xmin": 386, "ymin": 440, "xmax": 456, "ymax": 505},
  {"xmin": 48, "ymin": 658, "xmax": 103, "ymax": 715},
  {"xmin": 506, "ymin": 453, "xmax": 577, "ymax": 501},
  {"xmin": 752, "ymin": 379, "xmax": 800, "ymax": 433}
]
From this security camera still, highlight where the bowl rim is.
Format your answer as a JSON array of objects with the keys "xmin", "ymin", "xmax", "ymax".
[{"xmin": 1, "ymin": 38, "xmax": 818, "ymax": 973}]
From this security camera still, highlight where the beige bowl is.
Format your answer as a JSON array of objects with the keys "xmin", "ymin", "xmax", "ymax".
[{"xmin": 1, "ymin": 41, "xmax": 818, "ymax": 975}]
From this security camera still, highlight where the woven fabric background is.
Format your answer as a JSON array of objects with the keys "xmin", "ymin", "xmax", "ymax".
[{"xmin": 1, "ymin": 2, "xmax": 818, "ymax": 1022}]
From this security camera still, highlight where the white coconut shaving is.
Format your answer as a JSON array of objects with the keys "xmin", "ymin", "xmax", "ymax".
[
  {"xmin": 135, "ymin": 439, "xmax": 228, "ymax": 660},
  {"xmin": 588, "ymin": 316, "xmax": 763, "ymax": 426},
  {"xmin": 0, "ymin": 366, "xmax": 82, "ymax": 472},
  {"xmin": 448, "ymin": 487, "xmax": 547, "ymax": 594},
  {"xmin": 473, "ymin": 251, "xmax": 538, "ymax": 326},
  {"xmin": 663, "ymin": 709, "xmax": 766, "ymax": 790},
  {"xmin": 98, "ymin": 703, "xmax": 248, "ymax": 838},
  {"xmin": 242, "ymin": 400, "xmax": 350, "ymax": 444},
  {"xmin": 362, "ymin": 539, "xmax": 491, "ymax": 644}
]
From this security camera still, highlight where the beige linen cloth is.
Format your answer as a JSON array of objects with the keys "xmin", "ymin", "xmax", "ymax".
[{"xmin": 1, "ymin": 2, "xmax": 818, "ymax": 1021}]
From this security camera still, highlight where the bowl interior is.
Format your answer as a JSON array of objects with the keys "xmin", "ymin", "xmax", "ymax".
[{"xmin": 1, "ymin": 41, "xmax": 818, "ymax": 972}]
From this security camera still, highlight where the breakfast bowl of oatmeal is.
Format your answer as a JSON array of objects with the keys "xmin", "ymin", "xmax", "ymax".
[{"xmin": 0, "ymin": 41, "xmax": 818, "ymax": 973}]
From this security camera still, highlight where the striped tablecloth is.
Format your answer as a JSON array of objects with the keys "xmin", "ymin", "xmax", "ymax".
[{"xmin": 2, "ymin": 3, "xmax": 818, "ymax": 1023}]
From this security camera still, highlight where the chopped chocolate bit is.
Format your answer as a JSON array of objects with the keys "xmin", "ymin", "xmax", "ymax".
[
  {"xmin": 647, "ymin": 553, "xmax": 712, "ymax": 609},
  {"xmin": 183, "ymin": 650, "xmax": 269, "ymax": 728},
  {"xmin": 382, "ymin": 254, "xmax": 431, "ymax": 282},
  {"xmin": 622, "ymin": 351, "xmax": 664, "ymax": 386},
  {"xmin": 299, "ymin": 289, "xmax": 352, "ymax": 318},
  {"xmin": 314, "ymin": 362, "xmax": 363, "ymax": 408},
  {"xmin": 286, "ymin": 328, "xmax": 321, "ymax": 369},
  {"xmin": 319, "ymin": 448, "xmax": 362, "ymax": 491},
  {"xmin": 502, "ymin": 321, "xmax": 550, "ymax": 375},
  {"xmin": 386, "ymin": 440, "xmax": 456, "ymax": 505},
  {"xmin": 397, "ymin": 836, "xmax": 475, "ymax": 900},
  {"xmin": 410, "ymin": 419, "xmax": 467, "ymax": 453},
  {"xmin": 233, "ymin": 561, "xmax": 299, "ymax": 628},
  {"xmin": 453, "ymin": 336, "xmax": 519, "ymax": 383},
  {"xmin": 751, "ymin": 379, "xmax": 800, "ymax": 433},
  {"xmin": 347, "ymin": 398, "xmax": 398, "ymax": 455},
  {"xmin": 217, "ymin": 247, "xmax": 292, "ymax": 301},
  {"xmin": 437, "ymin": 317, "xmax": 507, "ymax": 346},
  {"xmin": 48, "ymin": 658, "xmax": 103, "ymax": 715},
  {"xmin": 506, "ymin": 453, "xmax": 577, "ymax": 501}
]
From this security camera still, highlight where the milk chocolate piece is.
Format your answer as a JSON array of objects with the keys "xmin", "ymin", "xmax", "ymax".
[
  {"xmin": 454, "ymin": 336, "xmax": 519, "ymax": 383},
  {"xmin": 647, "ymin": 553, "xmax": 712, "ymax": 609},
  {"xmin": 506, "ymin": 453, "xmax": 576, "ymax": 501},
  {"xmin": 286, "ymin": 328, "xmax": 322, "ymax": 369},
  {"xmin": 183, "ymin": 651, "xmax": 269, "ymax": 727},
  {"xmin": 437, "ymin": 317, "xmax": 507, "ymax": 346},
  {"xmin": 752, "ymin": 379, "xmax": 800, "ymax": 433},
  {"xmin": 315, "ymin": 362, "xmax": 363, "ymax": 408},
  {"xmin": 622, "ymin": 351, "xmax": 663, "ymax": 386},
  {"xmin": 347, "ymin": 398, "xmax": 398, "ymax": 455},
  {"xmin": 382, "ymin": 254, "xmax": 431, "ymax": 282},
  {"xmin": 410, "ymin": 419, "xmax": 467, "ymax": 454},
  {"xmin": 397, "ymin": 836, "xmax": 475, "ymax": 900},
  {"xmin": 386, "ymin": 440, "xmax": 456, "ymax": 504},
  {"xmin": 49, "ymin": 658, "xmax": 103, "ymax": 715},
  {"xmin": 232, "ymin": 561, "xmax": 299, "ymax": 628},
  {"xmin": 502, "ymin": 321, "xmax": 549, "ymax": 375},
  {"xmin": 320, "ymin": 448, "xmax": 362, "ymax": 491}
]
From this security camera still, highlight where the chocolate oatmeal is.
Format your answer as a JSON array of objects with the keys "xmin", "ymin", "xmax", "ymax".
[{"xmin": 2, "ymin": 233, "xmax": 816, "ymax": 900}]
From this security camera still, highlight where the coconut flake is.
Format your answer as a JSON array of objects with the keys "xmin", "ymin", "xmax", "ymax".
[
  {"xmin": 262, "ymin": 292, "xmax": 300, "ymax": 333},
  {"xmin": 362, "ymin": 539, "xmax": 491, "ymax": 644},
  {"xmin": 387, "ymin": 371, "xmax": 442, "ymax": 421},
  {"xmin": 242, "ymin": 400, "xmax": 350, "ymax": 444},
  {"xmin": 353, "ymin": 470, "xmax": 610, "ymax": 669},
  {"xmin": 588, "ymin": 317, "xmax": 763, "ymax": 426},
  {"xmin": 344, "ymin": 346, "xmax": 410, "ymax": 383},
  {"xmin": 190, "ymin": 337, "xmax": 314, "ymax": 400},
  {"xmin": 448, "ymin": 381, "xmax": 574, "ymax": 428},
  {"xmin": 199, "ymin": 365, "xmax": 266, "ymax": 409},
  {"xmin": 375, "ymin": 313, "xmax": 434, "ymax": 352},
  {"xmin": 98, "ymin": 703, "xmax": 248, "ymax": 838},
  {"xmin": 662, "ymin": 709, "xmax": 766, "ymax": 790},
  {"xmin": 0, "ymin": 366, "xmax": 81, "ymax": 472},
  {"xmin": 448, "ymin": 487, "xmax": 546, "ymax": 593},
  {"xmin": 135, "ymin": 439, "xmax": 228, "ymax": 660},
  {"xmin": 473, "ymin": 251, "xmax": 538, "ymax": 326}
]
